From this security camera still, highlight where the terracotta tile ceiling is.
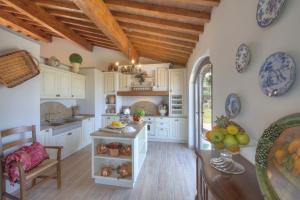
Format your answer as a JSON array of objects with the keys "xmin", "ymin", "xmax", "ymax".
[{"xmin": 0, "ymin": 0, "xmax": 220, "ymax": 65}]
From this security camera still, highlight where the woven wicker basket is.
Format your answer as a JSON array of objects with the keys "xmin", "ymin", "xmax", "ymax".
[{"xmin": 0, "ymin": 50, "xmax": 39, "ymax": 88}]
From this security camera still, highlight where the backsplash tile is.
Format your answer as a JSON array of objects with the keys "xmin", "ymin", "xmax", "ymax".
[{"xmin": 40, "ymin": 102, "xmax": 72, "ymax": 123}]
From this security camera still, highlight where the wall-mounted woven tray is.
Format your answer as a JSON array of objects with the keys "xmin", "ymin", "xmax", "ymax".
[{"xmin": 0, "ymin": 50, "xmax": 39, "ymax": 88}]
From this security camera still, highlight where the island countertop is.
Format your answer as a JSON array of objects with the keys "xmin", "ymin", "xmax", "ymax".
[{"xmin": 91, "ymin": 122, "xmax": 147, "ymax": 139}]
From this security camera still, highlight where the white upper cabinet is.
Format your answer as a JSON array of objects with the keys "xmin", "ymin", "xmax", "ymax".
[
  {"xmin": 57, "ymin": 71, "xmax": 71, "ymax": 98},
  {"xmin": 154, "ymin": 68, "xmax": 169, "ymax": 91},
  {"xmin": 71, "ymin": 74, "xmax": 85, "ymax": 99},
  {"xmin": 119, "ymin": 73, "xmax": 131, "ymax": 91},
  {"xmin": 41, "ymin": 66, "xmax": 57, "ymax": 98},
  {"xmin": 169, "ymin": 69, "xmax": 186, "ymax": 94},
  {"xmin": 40, "ymin": 64, "xmax": 85, "ymax": 99},
  {"xmin": 104, "ymin": 72, "xmax": 118, "ymax": 94}
]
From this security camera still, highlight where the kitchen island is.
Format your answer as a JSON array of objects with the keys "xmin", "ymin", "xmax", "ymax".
[{"xmin": 91, "ymin": 123, "xmax": 147, "ymax": 188}]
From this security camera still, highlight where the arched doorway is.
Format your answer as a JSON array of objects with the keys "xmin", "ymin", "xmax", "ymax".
[{"xmin": 192, "ymin": 57, "xmax": 213, "ymax": 150}]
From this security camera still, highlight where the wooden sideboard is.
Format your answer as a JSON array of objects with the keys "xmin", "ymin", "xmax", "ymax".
[{"xmin": 195, "ymin": 150, "xmax": 264, "ymax": 200}]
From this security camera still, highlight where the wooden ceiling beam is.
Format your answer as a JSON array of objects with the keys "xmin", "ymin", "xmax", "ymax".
[
  {"xmin": 126, "ymin": 31, "xmax": 196, "ymax": 48},
  {"xmin": 47, "ymin": 9, "xmax": 91, "ymax": 22},
  {"xmin": 33, "ymin": 0, "xmax": 81, "ymax": 13},
  {"xmin": 81, "ymin": 35, "xmax": 112, "ymax": 44},
  {"xmin": 0, "ymin": 10, "xmax": 52, "ymax": 42},
  {"xmin": 113, "ymin": 11, "xmax": 203, "ymax": 35},
  {"xmin": 119, "ymin": 22, "xmax": 199, "ymax": 42},
  {"xmin": 139, "ymin": 51, "xmax": 186, "ymax": 66},
  {"xmin": 2, "ymin": 0, "xmax": 93, "ymax": 51},
  {"xmin": 173, "ymin": 0, "xmax": 220, "ymax": 7},
  {"xmin": 132, "ymin": 39, "xmax": 193, "ymax": 53},
  {"xmin": 73, "ymin": 0, "xmax": 138, "ymax": 61},
  {"xmin": 58, "ymin": 18, "xmax": 96, "ymax": 29},
  {"xmin": 105, "ymin": 0, "xmax": 210, "ymax": 25},
  {"xmin": 133, "ymin": 44, "xmax": 190, "ymax": 58},
  {"xmin": 136, "ymin": 48, "xmax": 189, "ymax": 61},
  {"xmin": 87, "ymin": 40, "xmax": 119, "ymax": 50},
  {"xmin": 68, "ymin": 25, "xmax": 104, "ymax": 36}
]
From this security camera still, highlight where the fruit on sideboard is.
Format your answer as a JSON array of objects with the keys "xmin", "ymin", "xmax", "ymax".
[
  {"xmin": 274, "ymin": 148, "xmax": 286, "ymax": 165},
  {"xmin": 226, "ymin": 124, "xmax": 239, "ymax": 135},
  {"xmin": 236, "ymin": 133, "xmax": 250, "ymax": 145},
  {"xmin": 224, "ymin": 135, "xmax": 239, "ymax": 147},
  {"xmin": 205, "ymin": 115, "xmax": 250, "ymax": 152},
  {"xmin": 211, "ymin": 130, "xmax": 225, "ymax": 143}
]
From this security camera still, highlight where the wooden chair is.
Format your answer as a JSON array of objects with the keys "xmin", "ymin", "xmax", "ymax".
[{"xmin": 0, "ymin": 125, "xmax": 63, "ymax": 200}]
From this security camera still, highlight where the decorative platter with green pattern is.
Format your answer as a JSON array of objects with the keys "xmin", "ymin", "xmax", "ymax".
[{"xmin": 256, "ymin": 113, "xmax": 300, "ymax": 200}]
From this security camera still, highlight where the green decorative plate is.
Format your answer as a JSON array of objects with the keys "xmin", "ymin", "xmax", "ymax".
[{"xmin": 256, "ymin": 113, "xmax": 300, "ymax": 200}]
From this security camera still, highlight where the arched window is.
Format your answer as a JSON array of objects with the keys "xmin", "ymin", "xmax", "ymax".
[{"xmin": 194, "ymin": 59, "xmax": 212, "ymax": 150}]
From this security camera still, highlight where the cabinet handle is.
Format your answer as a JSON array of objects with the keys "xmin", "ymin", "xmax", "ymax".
[
  {"xmin": 175, "ymin": 119, "xmax": 179, "ymax": 122},
  {"xmin": 160, "ymin": 128, "xmax": 163, "ymax": 131},
  {"xmin": 107, "ymin": 117, "xmax": 111, "ymax": 119},
  {"xmin": 67, "ymin": 132, "xmax": 72, "ymax": 136},
  {"xmin": 56, "ymin": 94, "xmax": 60, "ymax": 97},
  {"xmin": 72, "ymin": 95, "xmax": 74, "ymax": 97},
  {"xmin": 45, "ymin": 129, "xmax": 49, "ymax": 132},
  {"xmin": 160, "ymin": 123, "xmax": 163, "ymax": 125}
]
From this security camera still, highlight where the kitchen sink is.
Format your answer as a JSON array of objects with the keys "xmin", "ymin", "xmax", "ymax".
[{"xmin": 49, "ymin": 122, "xmax": 65, "ymax": 126}]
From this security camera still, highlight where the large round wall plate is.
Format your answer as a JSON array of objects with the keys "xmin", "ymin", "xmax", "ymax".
[
  {"xmin": 256, "ymin": 0, "xmax": 287, "ymax": 28},
  {"xmin": 235, "ymin": 44, "xmax": 251, "ymax": 73},
  {"xmin": 225, "ymin": 93, "xmax": 241, "ymax": 119},
  {"xmin": 259, "ymin": 52, "xmax": 296, "ymax": 97},
  {"xmin": 255, "ymin": 113, "xmax": 300, "ymax": 200}
]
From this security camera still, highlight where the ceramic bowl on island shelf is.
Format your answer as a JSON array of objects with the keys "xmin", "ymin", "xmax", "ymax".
[{"xmin": 203, "ymin": 115, "xmax": 255, "ymax": 174}]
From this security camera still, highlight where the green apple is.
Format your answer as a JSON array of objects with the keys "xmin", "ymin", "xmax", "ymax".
[
  {"xmin": 210, "ymin": 130, "xmax": 225, "ymax": 143},
  {"xmin": 236, "ymin": 133, "xmax": 250, "ymax": 145},
  {"xmin": 223, "ymin": 135, "xmax": 238, "ymax": 147}
]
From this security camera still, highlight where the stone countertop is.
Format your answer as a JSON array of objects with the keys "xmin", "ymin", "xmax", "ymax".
[
  {"xmin": 40, "ymin": 114, "xmax": 95, "ymax": 134},
  {"xmin": 91, "ymin": 122, "xmax": 147, "ymax": 139},
  {"xmin": 102, "ymin": 114, "xmax": 187, "ymax": 118}
]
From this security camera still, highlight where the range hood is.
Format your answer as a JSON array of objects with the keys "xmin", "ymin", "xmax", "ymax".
[{"xmin": 117, "ymin": 91, "xmax": 169, "ymax": 96}]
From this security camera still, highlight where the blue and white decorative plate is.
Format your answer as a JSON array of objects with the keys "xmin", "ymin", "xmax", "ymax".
[
  {"xmin": 256, "ymin": 0, "xmax": 287, "ymax": 28},
  {"xmin": 225, "ymin": 93, "xmax": 241, "ymax": 119},
  {"xmin": 236, "ymin": 44, "xmax": 251, "ymax": 73},
  {"xmin": 259, "ymin": 52, "xmax": 296, "ymax": 97}
]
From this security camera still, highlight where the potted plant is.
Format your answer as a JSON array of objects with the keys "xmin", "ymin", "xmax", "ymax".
[
  {"xmin": 69, "ymin": 53, "xmax": 83, "ymax": 73},
  {"xmin": 133, "ymin": 108, "xmax": 145, "ymax": 124}
]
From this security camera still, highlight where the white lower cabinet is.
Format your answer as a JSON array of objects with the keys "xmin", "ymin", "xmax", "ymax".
[
  {"xmin": 169, "ymin": 118, "xmax": 187, "ymax": 142},
  {"xmin": 148, "ymin": 117, "xmax": 187, "ymax": 143},
  {"xmin": 54, "ymin": 127, "xmax": 81, "ymax": 159},
  {"xmin": 81, "ymin": 117, "xmax": 95, "ymax": 148},
  {"xmin": 38, "ymin": 129, "xmax": 56, "ymax": 159}
]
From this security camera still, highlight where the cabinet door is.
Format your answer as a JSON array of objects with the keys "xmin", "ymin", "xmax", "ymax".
[
  {"xmin": 55, "ymin": 132, "xmax": 68, "ymax": 158},
  {"xmin": 41, "ymin": 66, "xmax": 57, "ymax": 98},
  {"xmin": 71, "ymin": 74, "xmax": 85, "ymax": 99},
  {"xmin": 155, "ymin": 68, "xmax": 168, "ymax": 91},
  {"xmin": 156, "ymin": 127, "xmax": 169, "ymax": 138},
  {"xmin": 57, "ymin": 71, "xmax": 71, "ymax": 98},
  {"xmin": 170, "ymin": 69, "xmax": 185, "ymax": 94},
  {"xmin": 104, "ymin": 73, "xmax": 116, "ymax": 94},
  {"xmin": 82, "ymin": 118, "xmax": 95, "ymax": 147},
  {"xmin": 66, "ymin": 128, "xmax": 81, "ymax": 153},
  {"xmin": 119, "ymin": 74, "xmax": 130, "ymax": 91},
  {"xmin": 170, "ymin": 118, "xmax": 187, "ymax": 140}
]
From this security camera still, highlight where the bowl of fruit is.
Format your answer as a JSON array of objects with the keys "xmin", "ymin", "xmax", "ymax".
[
  {"xmin": 204, "ymin": 115, "xmax": 251, "ymax": 174},
  {"xmin": 108, "ymin": 121, "xmax": 127, "ymax": 129}
]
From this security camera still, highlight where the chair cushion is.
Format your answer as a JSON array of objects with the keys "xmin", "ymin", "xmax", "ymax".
[{"xmin": 5, "ymin": 142, "xmax": 49, "ymax": 183}]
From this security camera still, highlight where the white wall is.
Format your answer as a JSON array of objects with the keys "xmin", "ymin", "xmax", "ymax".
[
  {"xmin": 0, "ymin": 28, "xmax": 40, "ymax": 131},
  {"xmin": 187, "ymin": 0, "xmax": 300, "ymax": 163},
  {"xmin": 0, "ymin": 27, "xmax": 41, "ymax": 192},
  {"xmin": 40, "ymin": 37, "xmax": 159, "ymax": 70}
]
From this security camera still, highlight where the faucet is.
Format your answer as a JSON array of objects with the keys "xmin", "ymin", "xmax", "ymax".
[{"xmin": 45, "ymin": 111, "xmax": 61, "ymax": 123}]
